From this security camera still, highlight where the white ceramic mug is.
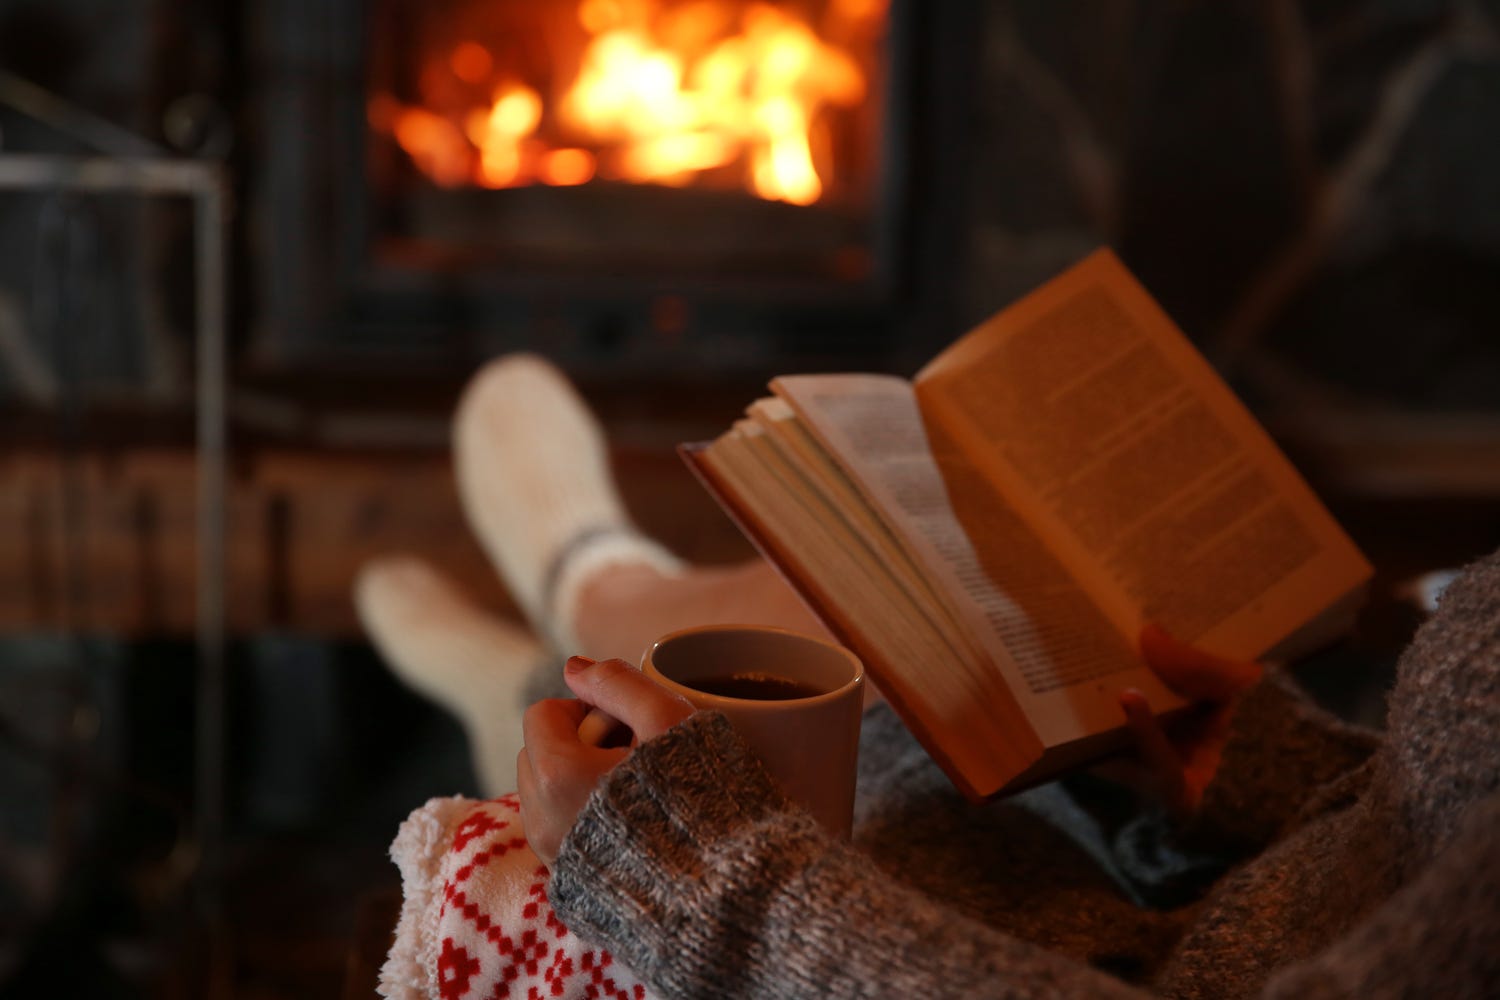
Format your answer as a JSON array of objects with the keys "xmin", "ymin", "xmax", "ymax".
[{"xmin": 642, "ymin": 624, "xmax": 864, "ymax": 837}]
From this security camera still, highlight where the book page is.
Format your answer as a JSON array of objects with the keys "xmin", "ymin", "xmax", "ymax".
[
  {"xmin": 698, "ymin": 422, "xmax": 1044, "ymax": 796},
  {"xmin": 745, "ymin": 398, "xmax": 987, "ymax": 668},
  {"xmin": 736, "ymin": 416, "xmax": 971, "ymax": 666},
  {"xmin": 916, "ymin": 249, "xmax": 1371, "ymax": 662},
  {"xmin": 771, "ymin": 374, "xmax": 1177, "ymax": 743},
  {"xmin": 746, "ymin": 400, "xmax": 938, "ymax": 610}
]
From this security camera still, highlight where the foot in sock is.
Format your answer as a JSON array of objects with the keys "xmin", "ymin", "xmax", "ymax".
[
  {"xmin": 453, "ymin": 354, "xmax": 682, "ymax": 649},
  {"xmin": 355, "ymin": 555, "xmax": 552, "ymax": 795}
]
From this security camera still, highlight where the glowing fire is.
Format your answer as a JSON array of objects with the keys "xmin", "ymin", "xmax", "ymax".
[{"xmin": 372, "ymin": 0, "xmax": 885, "ymax": 206}]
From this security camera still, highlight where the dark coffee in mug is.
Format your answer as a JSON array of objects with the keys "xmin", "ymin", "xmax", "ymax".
[{"xmin": 687, "ymin": 672, "xmax": 826, "ymax": 701}]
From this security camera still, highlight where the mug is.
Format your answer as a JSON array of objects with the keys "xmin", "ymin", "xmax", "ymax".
[{"xmin": 642, "ymin": 624, "xmax": 864, "ymax": 837}]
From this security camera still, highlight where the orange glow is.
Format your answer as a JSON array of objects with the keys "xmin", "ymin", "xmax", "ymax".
[
  {"xmin": 449, "ymin": 42, "xmax": 493, "ymax": 85},
  {"xmin": 578, "ymin": 0, "xmax": 628, "ymax": 33},
  {"xmin": 471, "ymin": 84, "xmax": 543, "ymax": 189},
  {"xmin": 490, "ymin": 86, "xmax": 543, "ymax": 136},
  {"xmin": 621, "ymin": 130, "xmax": 737, "ymax": 181},
  {"xmin": 541, "ymin": 148, "xmax": 597, "ymax": 186},
  {"xmin": 832, "ymin": 0, "xmax": 888, "ymax": 21},
  {"xmin": 392, "ymin": 107, "xmax": 471, "ymax": 188},
  {"xmin": 374, "ymin": 1, "xmax": 883, "ymax": 204}
]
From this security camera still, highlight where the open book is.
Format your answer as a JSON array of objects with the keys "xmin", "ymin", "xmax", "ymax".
[{"xmin": 683, "ymin": 248, "xmax": 1372, "ymax": 801}]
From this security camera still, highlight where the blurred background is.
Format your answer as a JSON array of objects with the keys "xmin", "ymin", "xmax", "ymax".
[{"xmin": 0, "ymin": 0, "xmax": 1497, "ymax": 996}]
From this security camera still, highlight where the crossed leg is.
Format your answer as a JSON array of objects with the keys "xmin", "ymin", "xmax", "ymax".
[{"xmin": 357, "ymin": 353, "xmax": 828, "ymax": 794}]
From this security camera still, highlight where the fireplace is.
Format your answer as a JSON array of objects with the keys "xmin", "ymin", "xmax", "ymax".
[
  {"xmin": 249, "ymin": 0, "xmax": 977, "ymax": 383},
  {"xmin": 369, "ymin": 0, "xmax": 885, "ymax": 257}
]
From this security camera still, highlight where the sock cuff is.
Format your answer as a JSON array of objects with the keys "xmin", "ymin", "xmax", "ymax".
[{"xmin": 543, "ymin": 527, "xmax": 684, "ymax": 652}]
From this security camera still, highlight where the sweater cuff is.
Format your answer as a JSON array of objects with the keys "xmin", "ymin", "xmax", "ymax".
[
  {"xmin": 567, "ymin": 710, "xmax": 792, "ymax": 848},
  {"xmin": 1191, "ymin": 667, "xmax": 1380, "ymax": 847},
  {"xmin": 548, "ymin": 712, "xmax": 824, "ymax": 977}
]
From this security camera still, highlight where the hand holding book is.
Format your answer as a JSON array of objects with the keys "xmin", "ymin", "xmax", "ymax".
[{"xmin": 1119, "ymin": 624, "xmax": 1265, "ymax": 817}]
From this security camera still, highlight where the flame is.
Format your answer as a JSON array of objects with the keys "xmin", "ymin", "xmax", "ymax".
[
  {"xmin": 471, "ymin": 84, "xmax": 544, "ymax": 188},
  {"xmin": 541, "ymin": 148, "xmax": 597, "ymax": 186},
  {"xmin": 374, "ymin": 0, "xmax": 884, "ymax": 205},
  {"xmin": 391, "ymin": 107, "xmax": 471, "ymax": 188}
]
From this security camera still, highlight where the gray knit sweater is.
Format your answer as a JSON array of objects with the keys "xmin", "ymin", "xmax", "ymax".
[{"xmin": 549, "ymin": 547, "xmax": 1500, "ymax": 999}]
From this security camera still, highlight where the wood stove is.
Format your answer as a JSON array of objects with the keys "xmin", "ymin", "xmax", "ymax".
[{"xmin": 248, "ymin": 0, "xmax": 978, "ymax": 384}]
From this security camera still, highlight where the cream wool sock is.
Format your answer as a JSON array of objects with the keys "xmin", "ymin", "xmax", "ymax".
[
  {"xmin": 355, "ymin": 556, "xmax": 550, "ymax": 795},
  {"xmin": 454, "ymin": 354, "xmax": 682, "ymax": 651}
]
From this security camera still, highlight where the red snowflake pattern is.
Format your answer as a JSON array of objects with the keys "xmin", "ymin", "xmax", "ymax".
[
  {"xmin": 428, "ymin": 795, "xmax": 652, "ymax": 1000},
  {"xmin": 437, "ymin": 937, "xmax": 481, "ymax": 999}
]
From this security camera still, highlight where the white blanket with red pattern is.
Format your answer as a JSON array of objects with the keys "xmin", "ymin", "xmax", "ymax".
[{"xmin": 380, "ymin": 794, "xmax": 655, "ymax": 1000}]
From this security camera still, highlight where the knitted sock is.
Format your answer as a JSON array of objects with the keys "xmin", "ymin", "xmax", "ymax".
[
  {"xmin": 355, "ymin": 556, "xmax": 551, "ymax": 795},
  {"xmin": 454, "ymin": 354, "xmax": 682, "ymax": 650}
]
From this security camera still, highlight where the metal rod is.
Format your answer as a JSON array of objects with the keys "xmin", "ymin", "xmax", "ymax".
[
  {"xmin": 0, "ymin": 154, "xmax": 217, "ymax": 194},
  {"xmin": 193, "ymin": 173, "xmax": 231, "ymax": 995},
  {"xmin": 0, "ymin": 70, "xmax": 165, "ymax": 158}
]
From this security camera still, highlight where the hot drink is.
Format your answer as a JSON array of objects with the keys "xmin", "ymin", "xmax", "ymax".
[{"xmin": 687, "ymin": 672, "xmax": 826, "ymax": 701}]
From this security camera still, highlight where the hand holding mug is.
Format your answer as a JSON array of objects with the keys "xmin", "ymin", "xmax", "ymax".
[
  {"xmin": 516, "ymin": 655, "xmax": 693, "ymax": 867},
  {"xmin": 518, "ymin": 625, "xmax": 865, "ymax": 866}
]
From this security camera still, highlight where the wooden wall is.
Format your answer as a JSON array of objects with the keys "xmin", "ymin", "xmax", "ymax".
[{"xmin": 0, "ymin": 444, "xmax": 750, "ymax": 637}]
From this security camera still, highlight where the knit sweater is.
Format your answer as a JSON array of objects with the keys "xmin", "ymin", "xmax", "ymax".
[{"xmin": 548, "ymin": 547, "xmax": 1500, "ymax": 999}]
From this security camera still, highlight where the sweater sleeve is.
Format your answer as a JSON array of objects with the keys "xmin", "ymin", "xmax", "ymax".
[
  {"xmin": 1262, "ymin": 793, "xmax": 1500, "ymax": 999},
  {"xmin": 1185, "ymin": 667, "xmax": 1381, "ymax": 850},
  {"xmin": 549, "ymin": 712, "xmax": 1153, "ymax": 1000}
]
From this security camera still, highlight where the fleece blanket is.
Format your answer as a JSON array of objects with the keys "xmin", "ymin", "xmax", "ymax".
[{"xmin": 379, "ymin": 794, "xmax": 654, "ymax": 1000}]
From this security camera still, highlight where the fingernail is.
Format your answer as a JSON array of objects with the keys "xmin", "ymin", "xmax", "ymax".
[{"xmin": 565, "ymin": 655, "xmax": 596, "ymax": 673}]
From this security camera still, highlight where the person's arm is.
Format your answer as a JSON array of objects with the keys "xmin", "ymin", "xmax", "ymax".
[
  {"xmin": 521, "ymin": 656, "xmax": 1154, "ymax": 1000},
  {"xmin": 549, "ymin": 712, "xmax": 1153, "ymax": 1000}
]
